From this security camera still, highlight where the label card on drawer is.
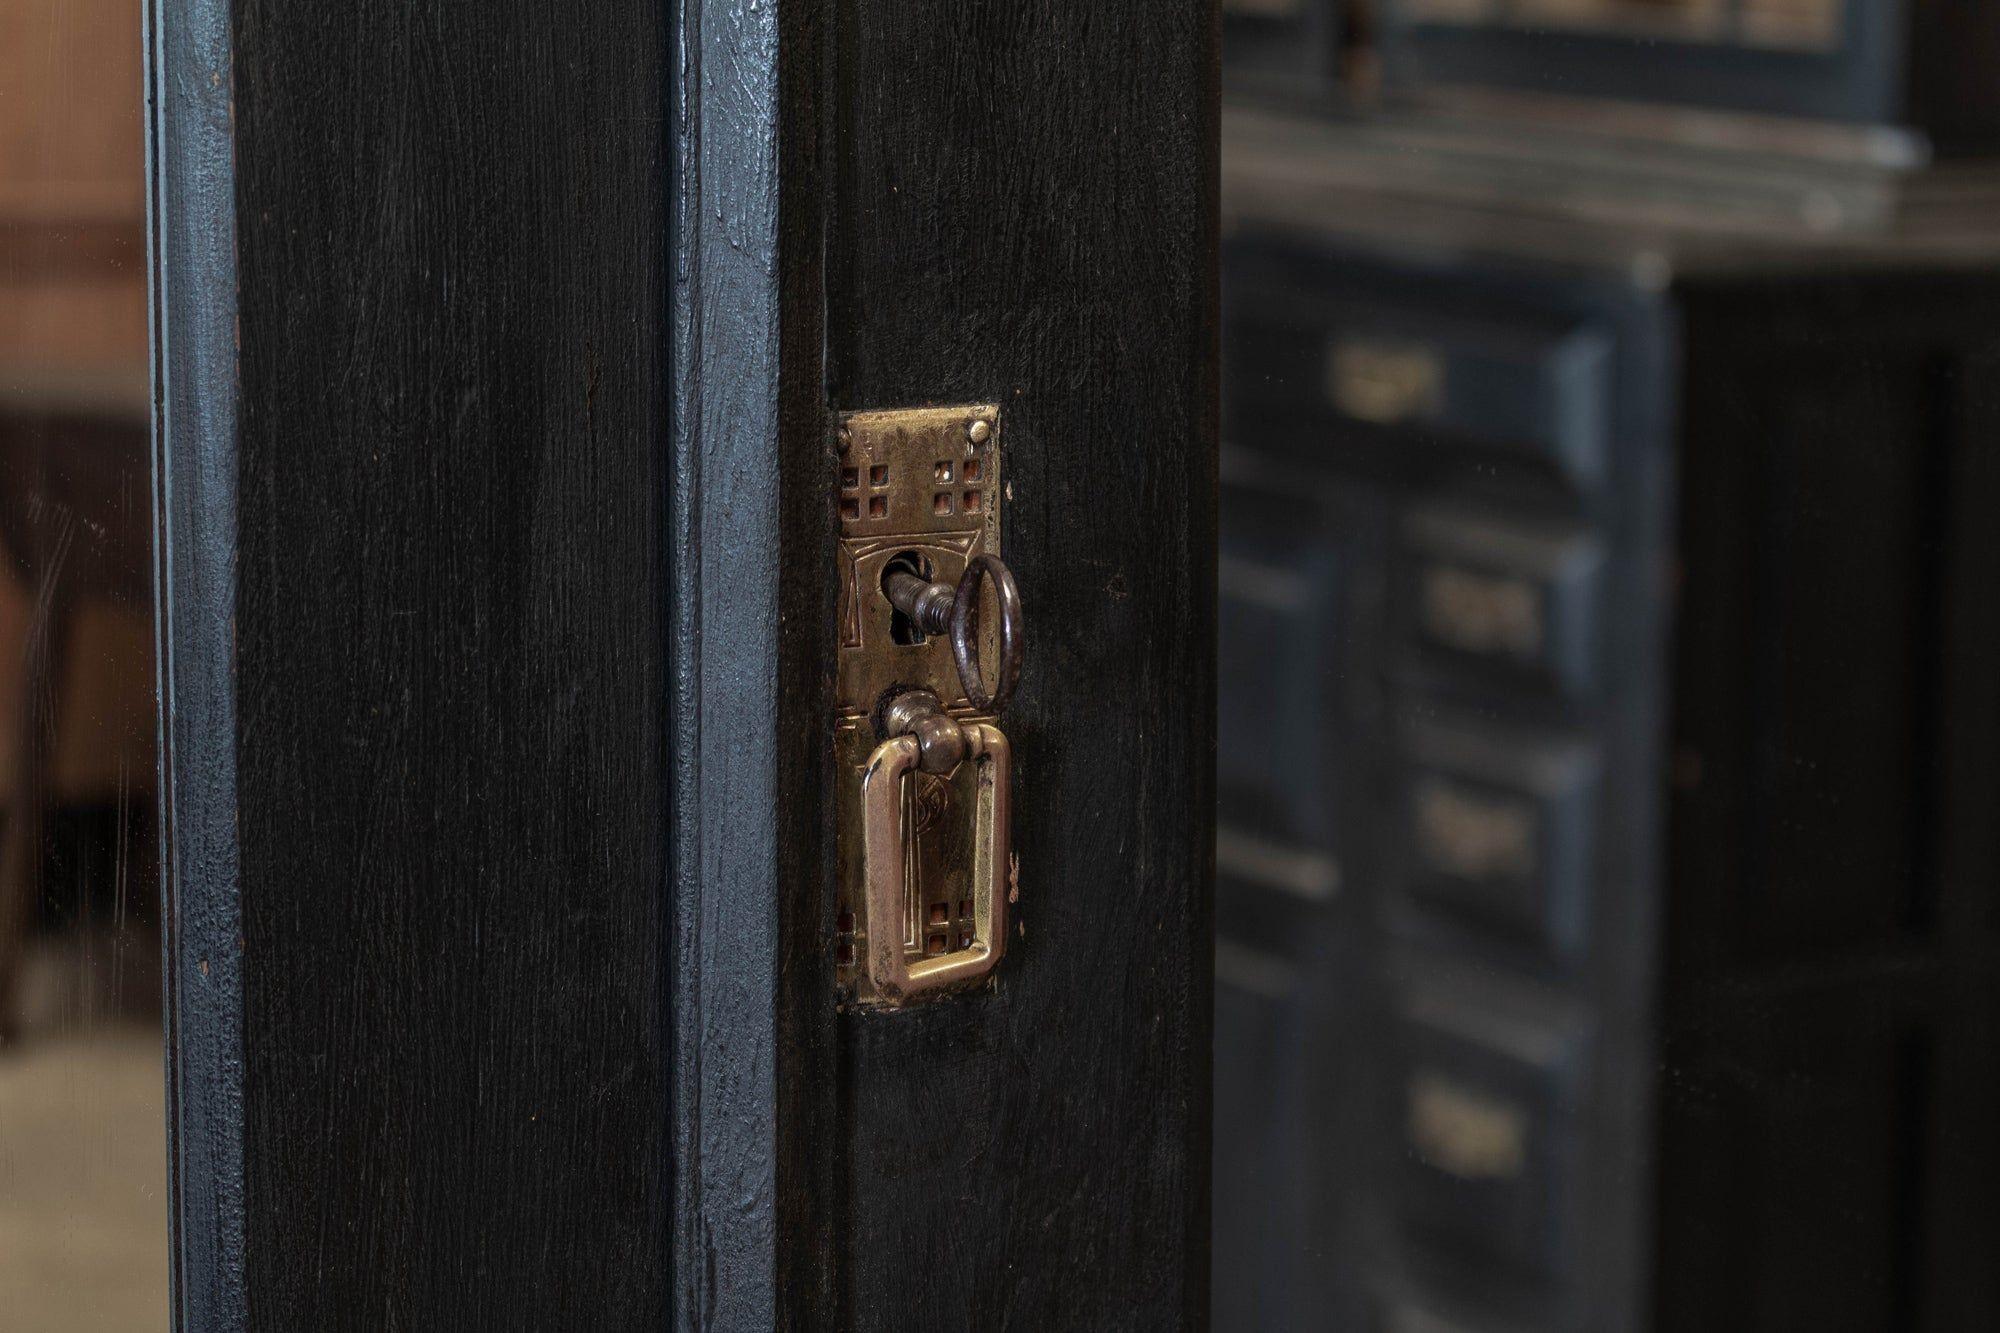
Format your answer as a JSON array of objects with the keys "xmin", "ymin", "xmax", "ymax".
[
  {"xmin": 1401, "ymin": 719, "xmax": 1601, "ymax": 961},
  {"xmin": 1412, "ymin": 776, "xmax": 1539, "ymax": 884},
  {"xmin": 1328, "ymin": 337, "xmax": 1445, "ymax": 425},
  {"xmin": 1401, "ymin": 504, "xmax": 1603, "ymax": 697},
  {"xmin": 1417, "ymin": 564, "xmax": 1545, "ymax": 664},
  {"xmin": 1407, "ymin": 1070, "xmax": 1529, "ymax": 1181},
  {"xmin": 1394, "ymin": 968, "xmax": 1586, "ymax": 1279},
  {"xmin": 1304, "ymin": 303, "xmax": 1611, "ymax": 489}
]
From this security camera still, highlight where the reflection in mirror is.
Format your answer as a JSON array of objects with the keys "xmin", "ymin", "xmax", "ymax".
[
  {"xmin": 0, "ymin": 0, "xmax": 165, "ymax": 1326},
  {"xmin": 1217, "ymin": 0, "xmax": 2000, "ymax": 1328}
]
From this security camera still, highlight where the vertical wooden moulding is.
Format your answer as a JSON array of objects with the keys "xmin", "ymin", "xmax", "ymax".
[{"xmin": 147, "ymin": 0, "xmax": 247, "ymax": 1323}]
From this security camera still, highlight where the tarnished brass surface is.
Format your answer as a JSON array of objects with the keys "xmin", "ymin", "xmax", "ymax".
[
  {"xmin": 847, "ymin": 722, "xmax": 1011, "ymax": 1004},
  {"xmin": 833, "ymin": 404, "xmax": 1001, "ymax": 718},
  {"xmin": 833, "ymin": 405, "xmax": 1011, "ymax": 1005}
]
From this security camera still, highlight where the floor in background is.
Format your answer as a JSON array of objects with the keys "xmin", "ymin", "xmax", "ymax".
[{"xmin": 0, "ymin": 1025, "xmax": 168, "ymax": 1330}]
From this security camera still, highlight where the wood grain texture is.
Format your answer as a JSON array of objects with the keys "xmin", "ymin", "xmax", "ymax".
[
  {"xmin": 160, "ymin": 0, "xmax": 1214, "ymax": 1323},
  {"xmin": 823, "ymin": 0, "xmax": 1219, "ymax": 1326},
  {"xmin": 223, "ymin": 0, "xmax": 671, "ymax": 1324}
]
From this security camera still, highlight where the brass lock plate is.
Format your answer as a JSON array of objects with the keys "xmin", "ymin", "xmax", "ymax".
[
  {"xmin": 832, "ymin": 404, "xmax": 1007, "ymax": 1004},
  {"xmin": 834, "ymin": 404, "xmax": 1002, "ymax": 716}
]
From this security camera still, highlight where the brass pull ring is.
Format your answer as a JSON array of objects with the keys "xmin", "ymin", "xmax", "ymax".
[
  {"xmin": 950, "ymin": 553, "xmax": 1023, "ymax": 715},
  {"xmin": 859, "ymin": 718, "xmax": 1011, "ymax": 1002}
]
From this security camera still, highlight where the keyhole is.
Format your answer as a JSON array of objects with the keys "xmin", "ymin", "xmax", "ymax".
[{"xmin": 883, "ymin": 551, "xmax": 933, "ymax": 645}]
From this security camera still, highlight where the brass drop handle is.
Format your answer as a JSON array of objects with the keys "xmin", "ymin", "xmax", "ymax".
[
  {"xmin": 882, "ymin": 552, "xmax": 1023, "ymax": 714},
  {"xmin": 859, "ymin": 688, "xmax": 1011, "ymax": 1002}
]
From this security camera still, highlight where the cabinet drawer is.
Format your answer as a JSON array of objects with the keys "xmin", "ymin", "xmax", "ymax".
[
  {"xmin": 1394, "ymin": 976, "xmax": 1586, "ymax": 1280},
  {"xmin": 1218, "ymin": 488, "xmax": 1348, "ymax": 851},
  {"xmin": 1230, "ymin": 295, "xmax": 1613, "ymax": 488},
  {"xmin": 1213, "ymin": 948, "xmax": 1314, "ymax": 1328},
  {"xmin": 1400, "ymin": 720, "xmax": 1600, "ymax": 961},
  {"xmin": 1399, "ymin": 504, "xmax": 1603, "ymax": 697}
]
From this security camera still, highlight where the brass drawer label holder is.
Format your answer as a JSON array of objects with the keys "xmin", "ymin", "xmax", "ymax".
[{"xmin": 832, "ymin": 404, "xmax": 1022, "ymax": 1006}]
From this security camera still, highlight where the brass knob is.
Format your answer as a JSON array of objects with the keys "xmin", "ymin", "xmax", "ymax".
[{"xmin": 878, "ymin": 689, "xmax": 967, "ymax": 775}]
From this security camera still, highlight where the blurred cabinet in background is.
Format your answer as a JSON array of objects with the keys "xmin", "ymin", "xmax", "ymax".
[
  {"xmin": 1226, "ymin": 0, "xmax": 2000, "ymax": 149},
  {"xmin": 1214, "ymin": 2, "xmax": 2000, "ymax": 1328}
]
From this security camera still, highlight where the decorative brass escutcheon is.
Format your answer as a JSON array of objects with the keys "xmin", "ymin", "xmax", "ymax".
[{"xmin": 832, "ymin": 404, "xmax": 1018, "ymax": 1005}]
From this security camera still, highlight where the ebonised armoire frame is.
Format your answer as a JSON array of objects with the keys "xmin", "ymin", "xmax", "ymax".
[{"xmin": 149, "ymin": 0, "xmax": 1219, "ymax": 1326}]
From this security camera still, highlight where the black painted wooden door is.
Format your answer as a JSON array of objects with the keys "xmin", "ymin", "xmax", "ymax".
[{"xmin": 151, "ymin": 0, "xmax": 1215, "ymax": 1328}]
